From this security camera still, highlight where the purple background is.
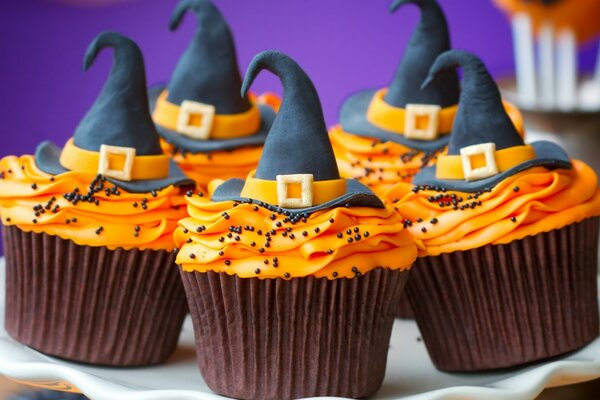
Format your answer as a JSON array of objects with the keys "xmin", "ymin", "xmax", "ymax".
[
  {"xmin": 1, "ymin": 0, "xmax": 598, "ymax": 160},
  {"xmin": 0, "ymin": 0, "xmax": 597, "ymax": 255}
]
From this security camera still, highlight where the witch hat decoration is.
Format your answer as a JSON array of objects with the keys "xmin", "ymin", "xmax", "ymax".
[
  {"xmin": 35, "ymin": 32, "xmax": 193, "ymax": 193},
  {"xmin": 149, "ymin": 0, "xmax": 276, "ymax": 153},
  {"xmin": 211, "ymin": 50, "xmax": 384, "ymax": 213},
  {"xmin": 413, "ymin": 50, "xmax": 571, "ymax": 192},
  {"xmin": 339, "ymin": 0, "xmax": 460, "ymax": 152}
]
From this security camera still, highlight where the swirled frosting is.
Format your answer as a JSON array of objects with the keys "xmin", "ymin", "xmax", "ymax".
[
  {"xmin": 387, "ymin": 160, "xmax": 600, "ymax": 256},
  {"xmin": 174, "ymin": 197, "xmax": 417, "ymax": 279},
  {"xmin": 0, "ymin": 155, "xmax": 188, "ymax": 251},
  {"xmin": 161, "ymin": 142, "xmax": 262, "ymax": 193},
  {"xmin": 329, "ymin": 126, "xmax": 442, "ymax": 196}
]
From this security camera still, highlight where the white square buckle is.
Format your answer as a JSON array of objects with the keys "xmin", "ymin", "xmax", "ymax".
[
  {"xmin": 98, "ymin": 144, "xmax": 136, "ymax": 181},
  {"xmin": 276, "ymin": 174, "xmax": 314, "ymax": 209},
  {"xmin": 404, "ymin": 104, "xmax": 441, "ymax": 140},
  {"xmin": 177, "ymin": 100, "xmax": 216, "ymax": 140},
  {"xmin": 460, "ymin": 143, "xmax": 499, "ymax": 181}
]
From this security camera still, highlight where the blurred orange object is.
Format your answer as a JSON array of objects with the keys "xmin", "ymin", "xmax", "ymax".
[{"xmin": 494, "ymin": 0, "xmax": 600, "ymax": 43}]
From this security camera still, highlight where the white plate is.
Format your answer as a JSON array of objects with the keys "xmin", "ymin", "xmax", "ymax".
[{"xmin": 0, "ymin": 258, "xmax": 599, "ymax": 400}]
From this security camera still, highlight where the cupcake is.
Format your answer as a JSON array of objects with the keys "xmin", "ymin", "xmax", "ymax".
[
  {"xmin": 149, "ymin": 0, "xmax": 280, "ymax": 193},
  {"xmin": 174, "ymin": 51, "xmax": 417, "ymax": 399},
  {"xmin": 329, "ymin": 0, "xmax": 461, "ymax": 195},
  {"xmin": 389, "ymin": 50, "xmax": 600, "ymax": 371},
  {"xmin": 330, "ymin": 0, "xmax": 524, "ymax": 195},
  {"xmin": 0, "ymin": 33, "xmax": 193, "ymax": 366}
]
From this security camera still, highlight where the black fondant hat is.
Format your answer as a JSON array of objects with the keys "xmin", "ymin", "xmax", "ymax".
[
  {"xmin": 340, "ymin": 0, "xmax": 460, "ymax": 152},
  {"xmin": 413, "ymin": 50, "xmax": 571, "ymax": 192},
  {"xmin": 149, "ymin": 0, "xmax": 275, "ymax": 153},
  {"xmin": 212, "ymin": 50, "xmax": 384, "ymax": 213},
  {"xmin": 35, "ymin": 32, "xmax": 193, "ymax": 193}
]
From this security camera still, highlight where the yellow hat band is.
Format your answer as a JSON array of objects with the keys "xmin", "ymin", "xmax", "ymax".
[
  {"xmin": 366, "ymin": 88, "xmax": 458, "ymax": 140},
  {"xmin": 436, "ymin": 144, "xmax": 536, "ymax": 181},
  {"xmin": 240, "ymin": 171, "xmax": 347, "ymax": 209},
  {"xmin": 59, "ymin": 138, "xmax": 170, "ymax": 181},
  {"xmin": 152, "ymin": 90, "xmax": 261, "ymax": 141}
]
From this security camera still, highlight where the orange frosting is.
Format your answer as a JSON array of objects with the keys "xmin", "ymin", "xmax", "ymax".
[
  {"xmin": 174, "ymin": 197, "xmax": 417, "ymax": 279},
  {"xmin": 161, "ymin": 142, "xmax": 263, "ymax": 194},
  {"xmin": 386, "ymin": 160, "xmax": 600, "ymax": 257},
  {"xmin": 0, "ymin": 155, "xmax": 188, "ymax": 251},
  {"xmin": 329, "ymin": 125, "xmax": 444, "ymax": 195}
]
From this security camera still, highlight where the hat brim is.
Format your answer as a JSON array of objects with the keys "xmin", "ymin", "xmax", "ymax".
[
  {"xmin": 211, "ymin": 178, "xmax": 384, "ymax": 214},
  {"xmin": 412, "ymin": 141, "xmax": 572, "ymax": 192},
  {"xmin": 339, "ymin": 89, "xmax": 451, "ymax": 153},
  {"xmin": 35, "ymin": 141, "xmax": 195, "ymax": 193},
  {"xmin": 148, "ymin": 86, "xmax": 276, "ymax": 154}
]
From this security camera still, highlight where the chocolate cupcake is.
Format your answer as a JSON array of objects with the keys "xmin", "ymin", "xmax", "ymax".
[
  {"xmin": 0, "ymin": 33, "xmax": 193, "ymax": 366},
  {"xmin": 174, "ymin": 51, "xmax": 417, "ymax": 399},
  {"xmin": 389, "ymin": 50, "xmax": 600, "ymax": 372},
  {"xmin": 149, "ymin": 0, "xmax": 280, "ymax": 193},
  {"xmin": 330, "ymin": 0, "xmax": 523, "ymax": 195}
]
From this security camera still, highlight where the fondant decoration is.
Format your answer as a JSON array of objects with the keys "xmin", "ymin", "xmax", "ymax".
[
  {"xmin": 339, "ymin": 0, "xmax": 460, "ymax": 152},
  {"xmin": 413, "ymin": 50, "xmax": 571, "ymax": 191},
  {"xmin": 35, "ymin": 32, "xmax": 192, "ymax": 193},
  {"xmin": 149, "ymin": 0, "xmax": 276, "ymax": 153},
  {"xmin": 212, "ymin": 50, "xmax": 384, "ymax": 212},
  {"xmin": 494, "ymin": 0, "xmax": 600, "ymax": 110}
]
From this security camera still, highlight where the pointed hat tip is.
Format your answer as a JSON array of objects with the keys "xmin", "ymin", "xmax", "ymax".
[
  {"xmin": 241, "ymin": 50, "xmax": 279, "ymax": 99},
  {"xmin": 83, "ymin": 31, "xmax": 129, "ymax": 72},
  {"xmin": 423, "ymin": 49, "xmax": 480, "ymax": 87},
  {"xmin": 426, "ymin": 49, "xmax": 485, "ymax": 82},
  {"xmin": 168, "ymin": 0, "xmax": 214, "ymax": 31}
]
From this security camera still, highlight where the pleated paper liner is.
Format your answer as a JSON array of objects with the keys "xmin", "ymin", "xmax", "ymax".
[
  {"xmin": 395, "ymin": 280, "xmax": 415, "ymax": 319},
  {"xmin": 181, "ymin": 268, "xmax": 408, "ymax": 400},
  {"xmin": 2, "ymin": 225, "xmax": 188, "ymax": 367},
  {"xmin": 406, "ymin": 217, "xmax": 600, "ymax": 372}
]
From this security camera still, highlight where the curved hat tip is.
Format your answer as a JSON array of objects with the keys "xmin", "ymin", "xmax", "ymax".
[
  {"xmin": 169, "ymin": 0, "xmax": 214, "ymax": 32},
  {"xmin": 168, "ymin": 0, "xmax": 212, "ymax": 31},
  {"xmin": 169, "ymin": 0, "xmax": 193, "ymax": 31},
  {"xmin": 83, "ymin": 31, "xmax": 129, "ymax": 72},
  {"xmin": 241, "ymin": 50, "xmax": 276, "ymax": 99},
  {"xmin": 421, "ymin": 49, "xmax": 476, "ymax": 89}
]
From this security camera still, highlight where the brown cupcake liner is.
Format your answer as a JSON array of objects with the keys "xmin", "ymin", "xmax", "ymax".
[
  {"xmin": 395, "ymin": 291, "xmax": 415, "ymax": 319},
  {"xmin": 2, "ymin": 226, "xmax": 188, "ymax": 367},
  {"xmin": 406, "ymin": 218, "xmax": 600, "ymax": 372},
  {"xmin": 181, "ymin": 268, "xmax": 408, "ymax": 400}
]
